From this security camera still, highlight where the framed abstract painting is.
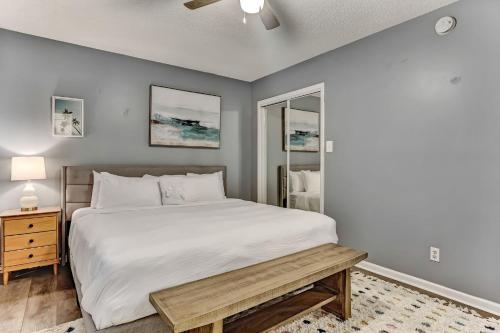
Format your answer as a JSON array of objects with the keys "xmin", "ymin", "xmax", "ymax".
[
  {"xmin": 282, "ymin": 108, "xmax": 320, "ymax": 152},
  {"xmin": 52, "ymin": 96, "xmax": 84, "ymax": 137},
  {"xmin": 149, "ymin": 85, "xmax": 221, "ymax": 149}
]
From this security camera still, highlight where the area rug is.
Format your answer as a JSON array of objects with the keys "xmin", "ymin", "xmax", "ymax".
[
  {"xmin": 270, "ymin": 271, "xmax": 499, "ymax": 333},
  {"xmin": 35, "ymin": 271, "xmax": 499, "ymax": 333},
  {"xmin": 33, "ymin": 319, "xmax": 84, "ymax": 333}
]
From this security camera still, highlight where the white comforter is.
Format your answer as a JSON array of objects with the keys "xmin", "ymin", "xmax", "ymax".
[
  {"xmin": 290, "ymin": 191, "xmax": 321, "ymax": 212},
  {"xmin": 69, "ymin": 199, "xmax": 338, "ymax": 329}
]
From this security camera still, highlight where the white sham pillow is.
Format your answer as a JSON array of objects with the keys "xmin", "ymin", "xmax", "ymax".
[
  {"xmin": 96, "ymin": 177, "xmax": 161, "ymax": 209},
  {"xmin": 90, "ymin": 171, "xmax": 143, "ymax": 208},
  {"xmin": 302, "ymin": 170, "xmax": 321, "ymax": 192},
  {"xmin": 90, "ymin": 171, "xmax": 103, "ymax": 208},
  {"xmin": 158, "ymin": 175, "xmax": 190, "ymax": 205},
  {"xmin": 182, "ymin": 173, "xmax": 226, "ymax": 202},
  {"xmin": 187, "ymin": 171, "xmax": 226, "ymax": 199},
  {"xmin": 289, "ymin": 171, "xmax": 307, "ymax": 193}
]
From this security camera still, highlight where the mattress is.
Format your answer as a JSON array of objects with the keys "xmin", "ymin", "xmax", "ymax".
[
  {"xmin": 290, "ymin": 191, "xmax": 320, "ymax": 212},
  {"xmin": 69, "ymin": 199, "xmax": 338, "ymax": 330}
]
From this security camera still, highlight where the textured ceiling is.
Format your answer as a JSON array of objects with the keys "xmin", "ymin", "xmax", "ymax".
[{"xmin": 0, "ymin": 0, "xmax": 458, "ymax": 81}]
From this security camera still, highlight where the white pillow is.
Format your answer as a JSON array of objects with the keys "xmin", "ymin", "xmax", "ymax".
[
  {"xmin": 182, "ymin": 174, "xmax": 226, "ymax": 202},
  {"xmin": 143, "ymin": 174, "xmax": 160, "ymax": 180},
  {"xmin": 302, "ymin": 171, "xmax": 321, "ymax": 192},
  {"xmin": 96, "ymin": 177, "xmax": 161, "ymax": 209},
  {"xmin": 158, "ymin": 175, "xmax": 190, "ymax": 205},
  {"xmin": 90, "ymin": 171, "xmax": 145, "ymax": 208},
  {"xmin": 187, "ymin": 171, "xmax": 226, "ymax": 199},
  {"xmin": 289, "ymin": 171, "xmax": 306, "ymax": 193},
  {"xmin": 90, "ymin": 171, "xmax": 103, "ymax": 208}
]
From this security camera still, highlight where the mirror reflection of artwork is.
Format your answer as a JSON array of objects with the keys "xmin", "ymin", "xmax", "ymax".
[
  {"xmin": 52, "ymin": 96, "xmax": 84, "ymax": 137},
  {"xmin": 149, "ymin": 85, "xmax": 221, "ymax": 149},
  {"xmin": 283, "ymin": 108, "xmax": 319, "ymax": 152}
]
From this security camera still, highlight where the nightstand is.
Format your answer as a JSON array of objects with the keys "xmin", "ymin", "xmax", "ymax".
[{"xmin": 0, "ymin": 207, "xmax": 60, "ymax": 285}]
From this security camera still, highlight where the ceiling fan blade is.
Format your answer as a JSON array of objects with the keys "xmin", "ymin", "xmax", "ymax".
[
  {"xmin": 259, "ymin": 1, "xmax": 280, "ymax": 30},
  {"xmin": 184, "ymin": 0, "xmax": 222, "ymax": 10}
]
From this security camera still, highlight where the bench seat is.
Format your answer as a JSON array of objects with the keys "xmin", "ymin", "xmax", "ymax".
[{"xmin": 150, "ymin": 243, "xmax": 367, "ymax": 333}]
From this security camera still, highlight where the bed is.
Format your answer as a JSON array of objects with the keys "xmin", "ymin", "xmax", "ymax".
[
  {"xmin": 278, "ymin": 164, "xmax": 320, "ymax": 211},
  {"xmin": 62, "ymin": 165, "xmax": 338, "ymax": 332},
  {"xmin": 290, "ymin": 191, "xmax": 320, "ymax": 212}
]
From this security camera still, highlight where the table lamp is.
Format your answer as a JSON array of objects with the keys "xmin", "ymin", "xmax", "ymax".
[{"xmin": 11, "ymin": 156, "xmax": 47, "ymax": 211}]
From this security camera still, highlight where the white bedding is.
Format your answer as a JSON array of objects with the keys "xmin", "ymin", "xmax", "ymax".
[
  {"xmin": 290, "ymin": 191, "xmax": 320, "ymax": 212},
  {"xmin": 69, "ymin": 199, "xmax": 338, "ymax": 329}
]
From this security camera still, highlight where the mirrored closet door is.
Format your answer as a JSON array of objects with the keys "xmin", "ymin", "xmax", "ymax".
[
  {"xmin": 286, "ymin": 94, "xmax": 321, "ymax": 212},
  {"xmin": 259, "ymin": 86, "xmax": 323, "ymax": 213},
  {"xmin": 265, "ymin": 101, "xmax": 287, "ymax": 207}
]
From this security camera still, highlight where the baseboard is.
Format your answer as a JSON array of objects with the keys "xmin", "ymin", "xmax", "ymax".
[{"xmin": 356, "ymin": 261, "xmax": 500, "ymax": 317}]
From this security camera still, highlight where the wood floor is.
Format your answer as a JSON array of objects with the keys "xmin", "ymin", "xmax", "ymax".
[
  {"xmin": 0, "ymin": 265, "xmax": 81, "ymax": 333},
  {"xmin": 0, "ymin": 266, "xmax": 497, "ymax": 333}
]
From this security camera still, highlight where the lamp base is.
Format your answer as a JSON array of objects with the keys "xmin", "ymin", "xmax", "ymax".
[
  {"xmin": 19, "ymin": 181, "xmax": 39, "ymax": 212},
  {"xmin": 21, "ymin": 207, "xmax": 38, "ymax": 212}
]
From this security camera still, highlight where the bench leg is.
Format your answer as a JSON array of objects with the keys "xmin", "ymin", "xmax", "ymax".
[
  {"xmin": 187, "ymin": 320, "xmax": 223, "ymax": 333},
  {"xmin": 318, "ymin": 268, "xmax": 351, "ymax": 320}
]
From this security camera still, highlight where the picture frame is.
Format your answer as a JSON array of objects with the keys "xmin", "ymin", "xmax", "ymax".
[
  {"xmin": 149, "ymin": 85, "xmax": 221, "ymax": 149},
  {"xmin": 282, "ymin": 107, "xmax": 320, "ymax": 152},
  {"xmin": 52, "ymin": 96, "xmax": 84, "ymax": 137}
]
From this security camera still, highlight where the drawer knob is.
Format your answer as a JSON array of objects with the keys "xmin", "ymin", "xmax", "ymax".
[
  {"xmin": 28, "ymin": 224, "xmax": 34, "ymax": 228},
  {"xmin": 29, "ymin": 239, "xmax": 34, "ymax": 244},
  {"xmin": 28, "ymin": 254, "xmax": 34, "ymax": 259}
]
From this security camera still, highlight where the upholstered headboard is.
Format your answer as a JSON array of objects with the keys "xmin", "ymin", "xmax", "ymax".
[
  {"xmin": 60, "ymin": 165, "xmax": 226, "ymax": 264},
  {"xmin": 277, "ymin": 164, "xmax": 320, "ymax": 207}
]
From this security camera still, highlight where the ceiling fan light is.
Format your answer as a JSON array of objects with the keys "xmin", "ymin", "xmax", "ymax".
[{"xmin": 240, "ymin": 0, "xmax": 264, "ymax": 14}]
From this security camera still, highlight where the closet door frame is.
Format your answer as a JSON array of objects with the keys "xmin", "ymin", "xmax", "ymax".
[{"xmin": 257, "ymin": 83, "xmax": 325, "ymax": 214}]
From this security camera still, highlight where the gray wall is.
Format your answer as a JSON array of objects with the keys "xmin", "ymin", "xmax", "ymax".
[
  {"xmin": 0, "ymin": 29, "xmax": 253, "ymax": 211},
  {"xmin": 253, "ymin": 0, "xmax": 500, "ymax": 303}
]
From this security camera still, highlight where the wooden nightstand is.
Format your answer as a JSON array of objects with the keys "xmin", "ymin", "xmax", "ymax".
[{"xmin": 0, "ymin": 207, "xmax": 60, "ymax": 285}]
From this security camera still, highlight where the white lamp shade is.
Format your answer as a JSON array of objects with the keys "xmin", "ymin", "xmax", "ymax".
[
  {"xmin": 11, "ymin": 156, "xmax": 47, "ymax": 181},
  {"xmin": 240, "ymin": 0, "xmax": 264, "ymax": 14}
]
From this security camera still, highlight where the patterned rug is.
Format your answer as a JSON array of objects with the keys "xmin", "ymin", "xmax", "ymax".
[
  {"xmin": 33, "ymin": 319, "xmax": 84, "ymax": 333},
  {"xmin": 35, "ymin": 271, "xmax": 499, "ymax": 333},
  {"xmin": 271, "ymin": 271, "xmax": 499, "ymax": 333}
]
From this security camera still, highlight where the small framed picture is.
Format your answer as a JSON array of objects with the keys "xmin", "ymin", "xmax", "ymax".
[{"xmin": 52, "ymin": 96, "xmax": 84, "ymax": 137}]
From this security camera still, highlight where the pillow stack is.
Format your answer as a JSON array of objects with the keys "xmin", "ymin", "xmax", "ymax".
[
  {"xmin": 302, "ymin": 170, "xmax": 320, "ymax": 193},
  {"xmin": 91, "ymin": 172, "xmax": 161, "ymax": 209},
  {"xmin": 289, "ymin": 170, "xmax": 320, "ymax": 193},
  {"xmin": 91, "ymin": 171, "xmax": 226, "ymax": 209}
]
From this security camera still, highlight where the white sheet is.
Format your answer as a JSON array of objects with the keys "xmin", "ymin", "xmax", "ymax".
[
  {"xmin": 69, "ymin": 199, "xmax": 338, "ymax": 329},
  {"xmin": 290, "ymin": 191, "xmax": 320, "ymax": 212}
]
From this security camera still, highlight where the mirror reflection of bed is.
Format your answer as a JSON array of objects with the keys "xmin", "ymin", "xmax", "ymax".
[{"xmin": 279, "ymin": 164, "xmax": 320, "ymax": 212}]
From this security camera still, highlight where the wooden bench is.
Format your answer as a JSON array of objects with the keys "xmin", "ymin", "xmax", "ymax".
[{"xmin": 150, "ymin": 244, "xmax": 367, "ymax": 333}]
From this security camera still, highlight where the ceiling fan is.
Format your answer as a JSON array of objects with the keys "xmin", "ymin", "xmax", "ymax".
[{"xmin": 183, "ymin": 0, "xmax": 280, "ymax": 30}]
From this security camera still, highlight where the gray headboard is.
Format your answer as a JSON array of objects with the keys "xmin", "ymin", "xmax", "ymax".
[
  {"xmin": 278, "ymin": 164, "xmax": 320, "ymax": 207},
  {"xmin": 60, "ymin": 165, "xmax": 226, "ymax": 264}
]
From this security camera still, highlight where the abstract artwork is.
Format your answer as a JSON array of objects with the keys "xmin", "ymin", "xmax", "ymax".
[
  {"xmin": 283, "ymin": 108, "xmax": 319, "ymax": 152},
  {"xmin": 149, "ymin": 85, "xmax": 221, "ymax": 148},
  {"xmin": 52, "ymin": 96, "xmax": 84, "ymax": 137}
]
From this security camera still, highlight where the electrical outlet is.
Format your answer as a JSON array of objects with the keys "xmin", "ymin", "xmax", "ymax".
[{"xmin": 430, "ymin": 247, "xmax": 440, "ymax": 262}]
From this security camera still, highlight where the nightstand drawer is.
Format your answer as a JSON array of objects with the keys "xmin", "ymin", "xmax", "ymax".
[
  {"xmin": 4, "ymin": 245, "xmax": 57, "ymax": 267},
  {"xmin": 4, "ymin": 216, "xmax": 57, "ymax": 236},
  {"xmin": 4, "ymin": 231, "xmax": 57, "ymax": 251}
]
